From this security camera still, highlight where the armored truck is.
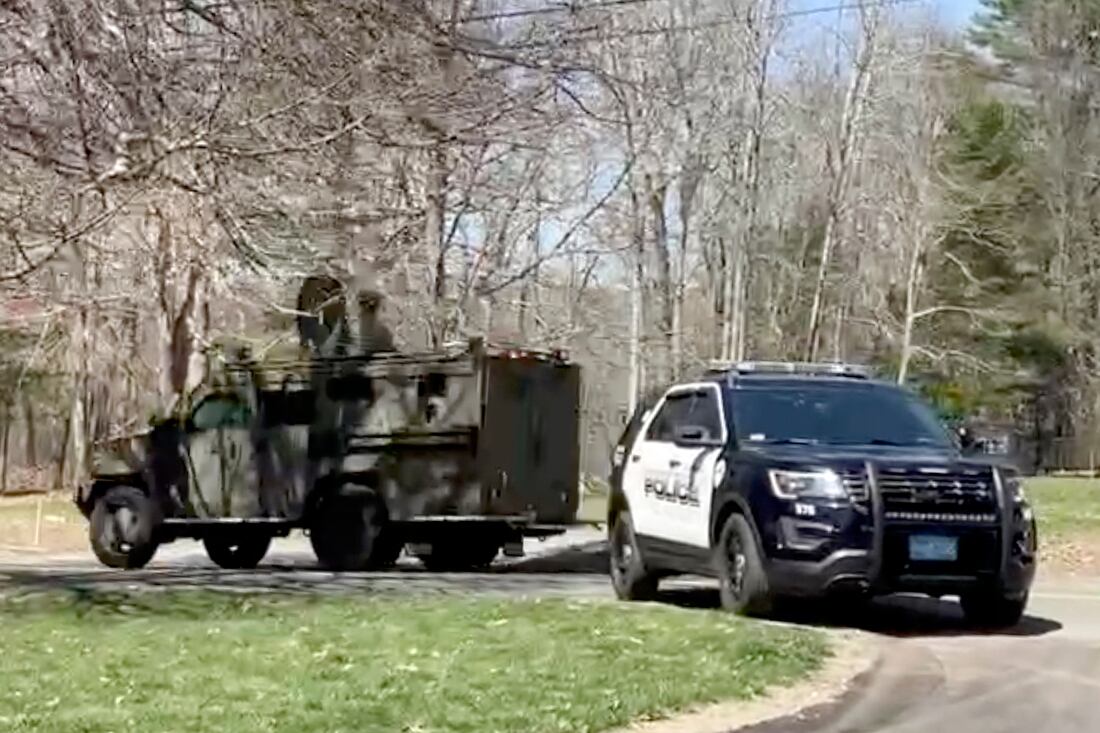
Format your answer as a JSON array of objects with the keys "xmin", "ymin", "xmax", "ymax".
[{"xmin": 75, "ymin": 275, "xmax": 582, "ymax": 571}]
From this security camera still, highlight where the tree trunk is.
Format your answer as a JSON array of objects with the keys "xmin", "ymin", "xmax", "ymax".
[
  {"xmin": 649, "ymin": 177, "xmax": 673, "ymax": 384},
  {"xmin": 0, "ymin": 402, "xmax": 10, "ymax": 496},
  {"xmin": 804, "ymin": 5, "xmax": 878, "ymax": 360},
  {"xmin": 426, "ymin": 145, "xmax": 448, "ymax": 348},
  {"xmin": 23, "ymin": 387, "xmax": 37, "ymax": 468},
  {"xmin": 628, "ymin": 182, "xmax": 647, "ymax": 414}
]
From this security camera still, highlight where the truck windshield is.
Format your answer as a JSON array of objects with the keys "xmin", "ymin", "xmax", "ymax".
[{"xmin": 731, "ymin": 384, "xmax": 953, "ymax": 448}]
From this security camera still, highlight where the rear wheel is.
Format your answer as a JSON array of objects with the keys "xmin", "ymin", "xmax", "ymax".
[
  {"xmin": 715, "ymin": 512, "xmax": 772, "ymax": 616},
  {"xmin": 368, "ymin": 529, "xmax": 405, "ymax": 569},
  {"xmin": 960, "ymin": 590, "xmax": 1027, "ymax": 628},
  {"xmin": 203, "ymin": 535, "xmax": 271, "ymax": 569},
  {"xmin": 309, "ymin": 489, "xmax": 386, "ymax": 571},
  {"xmin": 608, "ymin": 511, "xmax": 658, "ymax": 601},
  {"xmin": 89, "ymin": 486, "xmax": 159, "ymax": 569}
]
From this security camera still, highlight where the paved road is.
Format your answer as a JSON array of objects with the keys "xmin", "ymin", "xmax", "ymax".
[
  {"xmin": 755, "ymin": 581, "xmax": 1100, "ymax": 733},
  {"xmin": 2, "ymin": 531, "xmax": 1099, "ymax": 732}
]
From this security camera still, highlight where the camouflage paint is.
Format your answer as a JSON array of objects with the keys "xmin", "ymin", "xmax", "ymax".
[{"xmin": 79, "ymin": 274, "xmax": 582, "ymax": 531}]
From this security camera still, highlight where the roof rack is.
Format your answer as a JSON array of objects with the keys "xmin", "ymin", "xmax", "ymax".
[{"xmin": 706, "ymin": 360, "xmax": 873, "ymax": 379}]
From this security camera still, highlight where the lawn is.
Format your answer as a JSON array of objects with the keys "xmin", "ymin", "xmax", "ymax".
[
  {"xmin": 1025, "ymin": 477, "xmax": 1100, "ymax": 570},
  {"xmin": 1026, "ymin": 477, "xmax": 1100, "ymax": 541},
  {"xmin": 0, "ymin": 494, "xmax": 85, "ymax": 551},
  {"xmin": 0, "ymin": 592, "xmax": 827, "ymax": 733}
]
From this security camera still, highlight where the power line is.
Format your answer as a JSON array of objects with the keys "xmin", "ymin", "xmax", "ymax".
[
  {"xmin": 461, "ymin": 0, "xmax": 925, "ymax": 27},
  {"xmin": 461, "ymin": 0, "xmax": 664, "ymax": 24}
]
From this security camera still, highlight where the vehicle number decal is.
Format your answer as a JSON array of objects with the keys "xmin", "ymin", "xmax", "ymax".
[{"xmin": 794, "ymin": 502, "xmax": 816, "ymax": 517}]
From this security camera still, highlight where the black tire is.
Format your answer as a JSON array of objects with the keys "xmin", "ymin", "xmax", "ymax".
[
  {"xmin": 417, "ymin": 539, "xmax": 499, "ymax": 571},
  {"xmin": 89, "ymin": 485, "xmax": 159, "ymax": 569},
  {"xmin": 715, "ymin": 512, "xmax": 772, "ymax": 616},
  {"xmin": 960, "ymin": 590, "xmax": 1027, "ymax": 628},
  {"xmin": 203, "ymin": 535, "xmax": 271, "ymax": 570},
  {"xmin": 608, "ymin": 511, "xmax": 658, "ymax": 601},
  {"xmin": 368, "ymin": 529, "xmax": 405, "ymax": 569},
  {"xmin": 309, "ymin": 489, "xmax": 386, "ymax": 571}
]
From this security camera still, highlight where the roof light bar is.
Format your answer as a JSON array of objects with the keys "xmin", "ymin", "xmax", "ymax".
[{"xmin": 706, "ymin": 360, "xmax": 872, "ymax": 379}]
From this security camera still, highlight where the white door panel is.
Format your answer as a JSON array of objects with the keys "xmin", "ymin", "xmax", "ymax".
[
  {"xmin": 625, "ymin": 383, "xmax": 729, "ymax": 549},
  {"xmin": 632, "ymin": 440, "xmax": 680, "ymax": 539}
]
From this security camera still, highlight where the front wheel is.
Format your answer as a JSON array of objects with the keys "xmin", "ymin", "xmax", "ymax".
[
  {"xmin": 203, "ymin": 535, "xmax": 271, "ymax": 569},
  {"xmin": 714, "ymin": 513, "xmax": 772, "ymax": 616},
  {"xmin": 960, "ymin": 590, "xmax": 1027, "ymax": 628},
  {"xmin": 608, "ymin": 511, "xmax": 658, "ymax": 601},
  {"xmin": 89, "ymin": 486, "xmax": 159, "ymax": 569}
]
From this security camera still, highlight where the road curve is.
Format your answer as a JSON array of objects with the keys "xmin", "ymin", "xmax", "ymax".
[
  {"xmin": 3, "ymin": 531, "xmax": 1099, "ymax": 733},
  {"xmin": 736, "ymin": 579, "xmax": 1100, "ymax": 733}
]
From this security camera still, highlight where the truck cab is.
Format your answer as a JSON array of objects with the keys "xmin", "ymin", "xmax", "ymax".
[{"xmin": 607, "ymin": 361, "xmax": 1038, "ymax": 628}]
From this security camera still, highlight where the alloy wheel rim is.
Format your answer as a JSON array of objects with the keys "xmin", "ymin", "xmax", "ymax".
[
  {"xmin": 726, "ymin": 534, "xmax": 746, "ymax": 597},
  {"xmin": 612, "ymin": 524, "xmax": 633, "ymax": 580}
]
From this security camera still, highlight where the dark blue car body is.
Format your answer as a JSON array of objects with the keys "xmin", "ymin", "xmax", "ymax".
[{"xmin": 610, "ymin": 371, "xmax": 1038, "ymax": 602}]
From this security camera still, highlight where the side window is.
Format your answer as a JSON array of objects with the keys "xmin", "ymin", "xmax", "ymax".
[
  {"xmin": 645, "ymin": 388, "xmax": 724, "ymax": 443},
  {"xmin": 191, "ymin": 396, "xmax": 252, "ymax": 431},
  {"xmin": 645, "ymin": 393, "xmax": 692, "ymax": 442},
  {"xmin": 683, "ymin": 390, "xmax": 724, "ymax": 441}
]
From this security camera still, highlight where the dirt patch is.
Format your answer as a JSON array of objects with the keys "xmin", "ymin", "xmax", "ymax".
[
  {"xmin": 1039, "ymin": 535, "xmax": 1100, "ymax": 578},
  {"xmin": 606, "ymin": 630, "xmax": 879, "ymax": 733}
]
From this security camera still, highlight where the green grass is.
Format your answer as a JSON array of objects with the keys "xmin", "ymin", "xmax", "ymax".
[
  {"xmin": 0, "ymin": 592, "xmax": 826, "ymax": 733},
  {"xmin": 1026, "ymin": 477, "xmax": 1100, "ymax": 541}
]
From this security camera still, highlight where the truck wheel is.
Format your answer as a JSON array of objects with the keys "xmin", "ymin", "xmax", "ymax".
[
  {"xmin": 609, "ymin": 511, "xmax": 658, "ymax": 601},
  {"xmin": 203, "ymin": 535, "xmax": 271, "ymax": 570},
  {"xmin": 960, "ymin": 590, "xmax": 1027, "ymax": 628},
  {"xmin": 367, "ymin": 530, "xmax": 405, "ymax": 569},
  {"xmin": 309, "ymin": 490, "xmax": 384, "ymax": 571},
  {"xmin": 89, "ymin": 486, "xmax": 158, "ymax": 570},
  {"xmin": 715, "ymin": 512, "xmax": 772, "ymax": 616}
]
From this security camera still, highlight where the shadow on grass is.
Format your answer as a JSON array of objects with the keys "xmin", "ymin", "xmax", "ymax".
[{"xmin": 0, "ymin": 539, "xmax": 1064, "ymax": 640}]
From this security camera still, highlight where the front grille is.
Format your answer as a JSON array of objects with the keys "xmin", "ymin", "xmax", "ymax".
[
  {"xmin": 839, "ymin": 467, "xmax": 869, "ymax": 502},
  {"xmin": 875, "ymin": 465, "xmax": 997, "ymax": 521}
]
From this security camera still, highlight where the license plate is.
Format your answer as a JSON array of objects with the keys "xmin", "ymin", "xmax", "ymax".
[{"xmin": 908, "ymin": 534, "xmax": 958, "ymax": 562}]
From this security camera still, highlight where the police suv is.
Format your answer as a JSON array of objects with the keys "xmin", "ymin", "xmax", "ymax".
[{"xmin": 607, "ymin": 361, "xmax": 1038, "ymax": 627}]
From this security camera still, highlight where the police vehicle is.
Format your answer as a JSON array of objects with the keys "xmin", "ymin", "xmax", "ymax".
[{"xmin": 606, "ymin": 361, "xmax": 1038, "ymax": 627}]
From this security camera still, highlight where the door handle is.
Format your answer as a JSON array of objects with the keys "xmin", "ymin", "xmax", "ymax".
[
  {"xmin": 630, "ymin": 454, "xmax": 641, "ymax": 463},
  {"xmin": 669, "ymin": 460, "xmax": 682, "ymax": 468}
]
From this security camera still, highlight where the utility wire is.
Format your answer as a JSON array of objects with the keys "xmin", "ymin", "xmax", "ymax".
[
  {"xmin": 461, "ymin": 0, "xmax": 664, "ymax": 23},
  {"xmin": 461, "ymin": 0, "xmax": 926, "ymax": 26}
]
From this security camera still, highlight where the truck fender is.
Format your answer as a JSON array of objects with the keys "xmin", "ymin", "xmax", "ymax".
[{"xmin": 79, "ymin": 475, "xmax": 148, "ymax": 517}]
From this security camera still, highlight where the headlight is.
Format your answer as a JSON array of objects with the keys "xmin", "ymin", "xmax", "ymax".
[
  {"xmin": 768, "ymin": 469, "xmax": 847, "ymax": 500},
  {"xmin": 1000, "ymin": 470, "xmax": 1027, "ymax": 503}
]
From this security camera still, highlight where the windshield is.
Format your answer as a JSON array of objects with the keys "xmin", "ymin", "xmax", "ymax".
[{"xmin": 731, "ymin": 384, "xmax": 953, "ymax": 448}]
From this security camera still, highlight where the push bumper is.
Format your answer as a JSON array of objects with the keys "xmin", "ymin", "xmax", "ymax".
[{"xmin": 766, "ymin": 542, "xmax": 1036, "ymax": 598}]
